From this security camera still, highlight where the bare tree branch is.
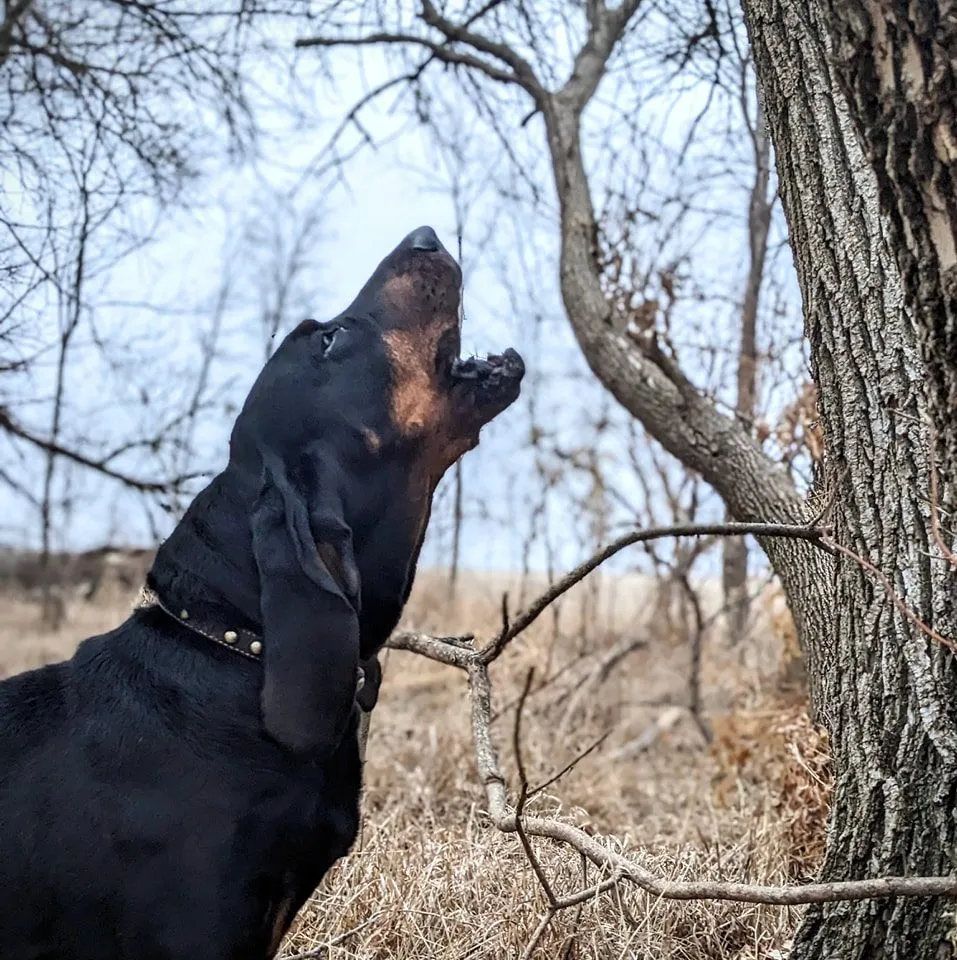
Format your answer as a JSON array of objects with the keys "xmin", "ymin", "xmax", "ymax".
[
  {"xmin": 479, "ymin": 521, "xmax": 831, "ymax": 663},
  {"xmin": 295, "ymin": 31, "xmax": 521, "ymax": 88},
  {"xmin": 419, "ymin": 0, "xmax": 546, "ymax": 101},
  {"xmin": 387, "ymin": 630, "xmax": 474, "ymax": 668},
  {"xmin": 557, "ymin": 0, "xmax": 643, "ymax": 113},
  {"xmin": 379, "ymin": 521, "xmax": 957, "ymax": 920},
  {"xmin": 0, "ymin": 408, "xmax": 189, "ymax": 493},
  {"xmin": 464, "ymin": 659, "xmax": 957, "ymax": 906}
]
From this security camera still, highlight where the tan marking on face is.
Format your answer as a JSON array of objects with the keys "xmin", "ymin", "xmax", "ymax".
[
  {"xmin": 383, "ymin": 320, "xmax": 481, "ymax": 547},
  {"xmin": 382, "ymin": 326, "xmax": 447, "ymax": 438},
  {"xmin": 381, "ymin": 272, "xmax": 417, "ymax": 307}
]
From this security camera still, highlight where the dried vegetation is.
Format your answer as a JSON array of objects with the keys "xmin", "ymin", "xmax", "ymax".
[{"xmin": 0, "ymin": 567, "xmax": 831, "ymax": 959}]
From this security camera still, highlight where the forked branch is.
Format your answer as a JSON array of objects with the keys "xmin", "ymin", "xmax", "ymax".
[
  {"xmin": 383, "ymin": 521, "xmax": 957, "ymax": 916},
  {"xmin": 466, "ymin": 658, "xmax": 957, "ymax": 906}
]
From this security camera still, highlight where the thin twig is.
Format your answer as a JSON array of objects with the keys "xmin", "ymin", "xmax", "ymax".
[
  {"xmin": 294, "ymin": 31, "xmax": 520, "ymax": 87},
  {"xmin": 280, "ymin": 911, "xmax": 382, "ymax": 959},
  {"xmin": 513, "ymin": 668, "xmax": 558, "ymax": 908},
  {"xmin": 514, "ymin": 677, "xmax": 623, "ymax": 960},
  {"xmin": 480, "ymin": 522, "xmax": 831, "ymax": 662},
  {"xmin": 520, "ymin": 909, "xmax": 555, "ymax": 960},
  {"xmin": 553, "ymin": 636, "xmax": 646, "ymax": 741},
  {"xmin": 556, "ymin": 874, "xmax": 622, "ymax": 910},
  {"xmin": 676, "ymin": 569, "xmax": 712, "ymax": 743},
  {"xmin": 529, "ymin": 730, "xmax": 611, "ymax": 799},
  {"xmin": 490, "ymin": 648, "xmax": 593, "ymax": 725}
]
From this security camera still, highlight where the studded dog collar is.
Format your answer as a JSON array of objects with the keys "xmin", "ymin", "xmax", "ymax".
[
  {"xmin": 133, "ymin": 585, "xmax": 367, "ymax": 698},
  {"xmin": 135, "ymin": 585, "xmax": 265, "ymax": 660}
]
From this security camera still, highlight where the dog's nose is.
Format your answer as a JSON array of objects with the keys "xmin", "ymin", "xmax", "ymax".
[{"xmin": 406, "ymin": 225, "xmax": 442, "ymax": 252}]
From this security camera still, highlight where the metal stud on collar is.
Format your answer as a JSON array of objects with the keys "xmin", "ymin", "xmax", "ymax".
[{"xmin": 135, "ymin": 589, "xmax": 262, "ymax": 660}]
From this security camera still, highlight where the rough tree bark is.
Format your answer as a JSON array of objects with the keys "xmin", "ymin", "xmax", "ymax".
[{"xmin": 740, "ymin": 2, "xmax": 957, "ymax": 957}]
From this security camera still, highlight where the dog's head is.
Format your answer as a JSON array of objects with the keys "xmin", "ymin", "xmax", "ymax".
[
  {"xmin": 230, "ymin": 226, "xmax": 523, "ymax": 755},
  {"xmin": 343, "ymin": 224, "xmax": 524, "ymax": 461}
]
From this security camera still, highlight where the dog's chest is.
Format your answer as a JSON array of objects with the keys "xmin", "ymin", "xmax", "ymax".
[{"xmin": 235, "ymin": 763, "xmax": 362, "ymax": 953}]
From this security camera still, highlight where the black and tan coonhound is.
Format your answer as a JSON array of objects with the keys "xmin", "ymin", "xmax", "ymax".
[{"xmin": 0, "ymin": 226, "xmax": 524, "ymax": 959}]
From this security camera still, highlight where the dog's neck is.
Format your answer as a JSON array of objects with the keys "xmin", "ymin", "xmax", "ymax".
[
  {"xmin": 146, "ymin": 455, "xmax": 428, "ymax": 664},
  {"xmin": 148, "ymin": 470, "xmax": 264, "ymax": 630}
]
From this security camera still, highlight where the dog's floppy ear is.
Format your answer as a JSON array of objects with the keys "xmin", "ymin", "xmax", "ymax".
[{"xmin": 250, "ymin": 452, "xmax": 360, "ymax": 756}]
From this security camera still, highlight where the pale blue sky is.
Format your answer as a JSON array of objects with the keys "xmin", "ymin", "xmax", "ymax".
[{"xmin": 1, "ymin": 21, "xmax": 807, "ymax": 577}]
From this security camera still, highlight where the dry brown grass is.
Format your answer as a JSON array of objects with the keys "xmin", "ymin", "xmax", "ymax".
[{"xmin": 0, "ymin": 569, "xmax": 830, "ymax": 959}]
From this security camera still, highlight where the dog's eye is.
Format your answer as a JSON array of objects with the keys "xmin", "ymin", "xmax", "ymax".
[{"xmin": 319, "ymin": 326, "xmax": 339, "ymax": 358}]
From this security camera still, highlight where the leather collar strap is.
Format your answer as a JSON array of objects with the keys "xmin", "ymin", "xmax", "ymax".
[
  {"xmin": 132, "ymin": 585, "xmax": 367, "ymax": 699},
  {"xmin": 134, "ymin": 585, "xmax": 264, "ymax": 661}
]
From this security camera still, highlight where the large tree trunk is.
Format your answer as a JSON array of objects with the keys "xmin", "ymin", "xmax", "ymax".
[{"xmin": 741, "ymin": 3, "xmax": 957, "ymax": 957}]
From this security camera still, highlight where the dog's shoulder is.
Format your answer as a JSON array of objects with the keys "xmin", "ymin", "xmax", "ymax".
[
  {"xmin": 0, "ymin": 620, "xmax": 145, "ymax": 775},
  {"xmin": 0, "ymin": 657, "xmax": 71, "ymax": 764}
]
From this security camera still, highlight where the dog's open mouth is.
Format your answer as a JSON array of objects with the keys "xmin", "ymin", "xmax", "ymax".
[
  {"xmin": 447, "ymin": 347, "xmax": 525, "ymax": 424},
  {"xmin": 450, "ymin": 348, "xmax": 525, "ymax": 384}
]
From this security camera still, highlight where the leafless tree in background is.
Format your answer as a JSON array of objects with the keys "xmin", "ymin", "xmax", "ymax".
[
  {"xmin": 0, "ymin": 0, "xmax": 326, "ymax": 581},
  {"xmin": 296, "ymin": 2, "xmax": 957, "ymax": 957},
  {"xmin": 723, "ymin": 62, "xmax": 773, "ymax": 645}
]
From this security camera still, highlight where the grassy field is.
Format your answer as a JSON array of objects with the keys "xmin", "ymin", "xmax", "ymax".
[{"xmin": 0, "ymin": 569, "xmax": 829, "ymax": 959}]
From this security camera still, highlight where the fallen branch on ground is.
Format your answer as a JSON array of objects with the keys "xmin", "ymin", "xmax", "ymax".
[
  {"xmin": 383, "ymin": 520, "xmax": 957, "ymax": 914},
  {"xmin": 469, "ymin": 655, "xmax": 957, "ymax": 905}
]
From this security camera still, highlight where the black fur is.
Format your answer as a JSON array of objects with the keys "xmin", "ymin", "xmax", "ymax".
[{"xmin": 0, "ymin": 226, "xmax": 523, "ymax": 959}]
